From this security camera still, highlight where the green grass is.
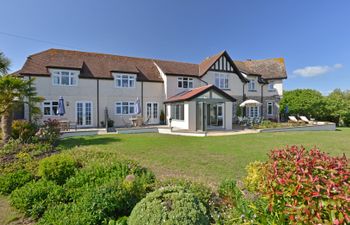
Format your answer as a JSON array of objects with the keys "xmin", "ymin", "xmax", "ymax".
[{"xmin": 60, "ymin": 128, "xmax": 350, "ymax": 187}]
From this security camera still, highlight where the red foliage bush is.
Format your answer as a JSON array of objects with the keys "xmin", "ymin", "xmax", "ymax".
[{"xmin": 262, "ymin": 146, "xmax": 349, "ymax": 224}]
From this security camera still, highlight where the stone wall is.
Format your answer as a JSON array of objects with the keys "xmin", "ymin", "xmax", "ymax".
[{"xmin": 232, "ymin": 95, "xmax": 281, "ymax": 121}]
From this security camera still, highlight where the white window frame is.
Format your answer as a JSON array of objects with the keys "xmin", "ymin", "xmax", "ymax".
[
  {"xmin": 267, "ymin": 101, "xmax": 274, "ymax": 116},
  {"xmin": 177, "ymin": 77, "xmax": 193, "ymax": 89},
  {"xmin": 248, "ymin": 106, "xmax": 260, "ymax": 118},
  {"xmin": 75, "ymin": 101, "xmax": 93, "ymax": 127},
  {"xmin": 42, "ymin": 100, "xmax": 59, "ymax": 116},
  {"xmin": 51, "ymin": 69, "xmax": 79, "ymax": 86},
  {"xmin": 114, "ymin": 74, "xmax": 137, "ymax": 88},
  {"xmin": 268, "ymin": 82, "xmax": 275, "ymax": 91},
  {"xmin": 248, "ymin": 80, "xmax": 256, "ymax": 92},
  {"xmin": 215, "ymin": 73, "xmax": 229, "ymax": 89},
  {"xmin": 115, "ymin": 101, "xmax": 136, "ymax": 115},
  {"xmin": 171, "ymin": 103, "xmax": 184, "ymax": 121}
]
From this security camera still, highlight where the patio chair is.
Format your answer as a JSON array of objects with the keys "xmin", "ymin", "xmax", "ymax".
[
  {"xmin": 299, "ymin": 116, "xmax": 312, "ymax": 124},
  {"xmin": 143, "ymin": 115, "xmax": 151, "ymax": 126},
  {"xmin": 254, "ymin": 117, "xmax": 262, "ymax": 125},
  {"xmin": 121, "ymin": 116, "xmax": 133, "ymax": 128},
  {"xmin": 69, "ymin": 121, "xmax": 77, "ymax": 131}
]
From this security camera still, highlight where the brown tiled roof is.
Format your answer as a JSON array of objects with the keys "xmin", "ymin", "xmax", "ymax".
[
  {"xmin": 19, "ymin": 49, "xmax": 287, "ymax": 82},
  {"xmin": 234, "ymin": 58, "xmax": 287, "ymax": 79},
  {"xmin": 198, "ymin": 51, "xmax": 225, "ymax": 75},
  {"xmin": 164, "ymin": 84, "xmax": 236, "ymax": 103},
  {"xmin": 19, "ymin": 49, "xmax": 162, "ymax": 81},
  {"xmin": 153, "ymin": 59, "xmax": 198, "ymax": 76}
]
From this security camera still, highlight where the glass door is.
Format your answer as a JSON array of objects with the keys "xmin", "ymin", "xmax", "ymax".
[
  {"xmin": 207, "ymin": 103, "xmax": 224, "ymax": 128},
  {"xmin": 76, "ymin": 101, "xmax": 93, "ymax": 127},
  {"xmin": 146, "ymin": 102, "xmax": 159, "ymax": 124}
]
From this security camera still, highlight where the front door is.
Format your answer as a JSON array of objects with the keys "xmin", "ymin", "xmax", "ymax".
[
  {"xmin": 207, "ymin": 103, "xmax": 224, "ymax": 128},
  {"xmin": 146, "ymin": 102, "xmax": 159, "ymax": 124},
  {"xmin": 76, "ymin": 101, "xmax": 93, "ymax": 127}
]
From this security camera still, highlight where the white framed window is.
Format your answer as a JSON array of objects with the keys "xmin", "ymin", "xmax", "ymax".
[
  {"xmin": 51, "ymin": 70, "xmax": 78, "ymax": 86},
  {"xmin": 171, "ymin": 103, "xmax": 184, "ymax": 120},
  {"xmin": 248, "ymin": 106, "xmax": 259, "ymax": 118},
  {"xmin": 115, "ymin": 102, "xmax": 135, "ymax": 115},
  {"xmin": 215, "ymin": 73, "xmax": 229, "ymax": 89},
  {"xmin": 177, "ymin": 77, "xmax": 193, "ymax": 89},
  {"xmin": 43, "ymin": 101, "xmax": 59, "ymax": 116},
  {"xmin": 268, "ymin": 82, "xmax": 275, "ymax": 91},
  {"xmin": 115, "ymin": 74, "xmax": 136, "ymax": 88},
  {"xmin": 267, "ymin": 102, "xmax": 274, "ymax": 116},
  {"xmin": 248, "ymin": 80, "xmax": 256, "ymax": 91}
]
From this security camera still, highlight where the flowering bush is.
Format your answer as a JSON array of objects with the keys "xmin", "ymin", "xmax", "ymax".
[
  {"xmin": 35, "ymin": 119, "xmax": 60, "ymax": 145},
  {"xmin": 258, "ymin": 146, "xmax": 350, "ymax": 224}
]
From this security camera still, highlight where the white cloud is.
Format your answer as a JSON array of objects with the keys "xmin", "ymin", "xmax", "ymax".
[{"xmin": 293, "ymin": 64, "xmax": 343, "ymax": 77}]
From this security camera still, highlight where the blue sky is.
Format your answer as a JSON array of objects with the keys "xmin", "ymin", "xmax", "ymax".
[{"xmin": 1, "ymin": 0, "xmax": 349, "ymax": 94}]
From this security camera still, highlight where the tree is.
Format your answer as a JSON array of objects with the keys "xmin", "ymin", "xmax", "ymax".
[
  {"xmin": 0, "ymin": 52, "xmax": 11, "ymax": 75},
  {"xmin": 0, "ymin": 75, "xmax": 42, "ymax": 143},
  {"xmin": 0, "ymin": 52, "xmax": 42, "ymax": 144},
  {"xmin": 325, "ymin": 89, "xmax": 350, "ymax": 126},
  {"xmin": 280, "ymin": 89, "xmax": 326, "ymax": 120}
]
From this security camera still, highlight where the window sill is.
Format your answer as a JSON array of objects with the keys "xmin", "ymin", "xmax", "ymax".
[
  {"xmin": 248, "ymin": 90, "xmax": 257, "ymax": 92},
  {"xmin": 116, "ymin": 87, "xmax": 136, "ymax": 89}
]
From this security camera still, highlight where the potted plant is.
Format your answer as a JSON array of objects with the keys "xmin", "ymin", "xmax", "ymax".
[{"xmin": 160, "ymin": 110, "xmax": 165, "ymax": 125}]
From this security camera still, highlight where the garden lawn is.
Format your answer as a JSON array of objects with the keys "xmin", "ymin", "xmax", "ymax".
[{"xmin": 60, "ymin": 128, "xmax": 350, "ymax": 187}]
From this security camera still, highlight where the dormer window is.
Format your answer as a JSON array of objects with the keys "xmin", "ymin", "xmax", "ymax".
[
  {"xmin": 115, "ymin": 74, "xmax": 136, "ymax": 88},
  {"xmin": 268, "ymin": 81, "xmax": 275, "ymax": 91},
  {"xmin": 52, "ymin": 70, "xmax": 78, "ymax": 86},
  {"xmin": 215, "ymin": 73, "xmax": 229, "ymax": 89},
  {"xmin": 178, "ymin": 77, "xmax": 193, "ymax": 89},
  {"xmin": 248, "ymin": 80, "xmax": 256, "ymax": 92}
]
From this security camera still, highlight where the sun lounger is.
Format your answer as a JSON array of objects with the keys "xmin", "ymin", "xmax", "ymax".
[
  {"xmin": 288, "ymin": 116, "xmax": 302, "ymax": 123},
  {"xmin": 300, "ymin": 116, "xmax": 312, "ymax": 124}
]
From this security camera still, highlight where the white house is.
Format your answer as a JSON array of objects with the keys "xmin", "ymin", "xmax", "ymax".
[{"xmin": 17, "ymin": 49, "xmax": 287, "ymax": 131}]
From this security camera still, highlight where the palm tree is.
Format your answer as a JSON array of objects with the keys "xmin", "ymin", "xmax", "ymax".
[
  {"xmin": 0, "ymin": 52, "xmax": 11, "ymax": 75},
  {"xmin": 0, "ymin": 75, "xmax": 42, "ymax": 143},
  {"xmin": 0, "ymin": 52, "xmax": 42, "ymax": 144}
]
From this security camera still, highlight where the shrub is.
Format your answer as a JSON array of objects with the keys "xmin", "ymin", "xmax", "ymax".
[
  {"xmin": 10, "ymin": 179, "xmax": 67, "ymax": 218},
  {"xmin": 64, "ymin": 161, "xmax": 155, "ymax": 194},
  {"xmin": 39, "ymin": 175, "xmax": 154, "ymax": 225},
  {"xmin": 38, "ymin": 154, "xmax": 78, "ymax": 185},
  {"xmin": 35, "ymin": 119, "xmax": 60, "ymax": 145},
  {"xmin": 244, "ymin": 161, "xmax": 267, "ymax": 192},
  {"xmin": 128, "ymin": 186, "xmax": 210, "ymax": 225},
  {"xmin": 104, "ymin": 216, "xmax": 128, "ymax": 225},
  {"xmin": 256, "ymin": 146, "xmax": 350, "ymax": 224},
  {"xmin": 218, "ymin": 179, "xmax": 281, "ymax": 224},
  {"xmin": 11, "ymin": 120, "xmax": 38, "ymax": 143},
  {"xmin": 0, "ymin": 169, "xmax": 34, "ymax": 194}
]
